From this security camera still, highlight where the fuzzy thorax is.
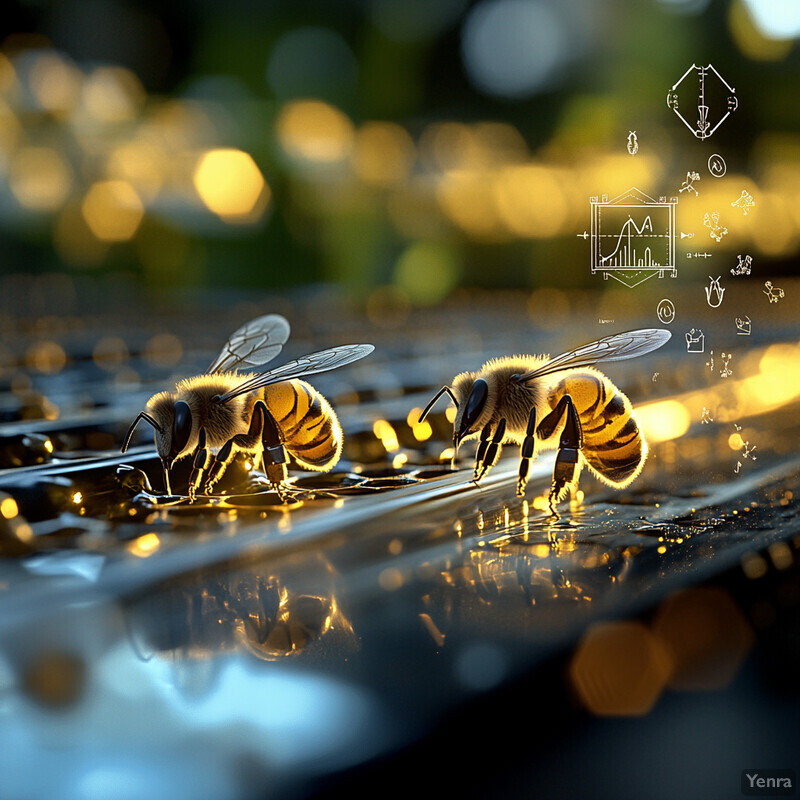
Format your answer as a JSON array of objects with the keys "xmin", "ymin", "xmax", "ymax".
[
  {"xmin": 145, "ymin": 374, "xmax": 252, "ymax": 461},
  {"xmin": 452, "ymin": 355, "xmax": 549, "ymax": 443}
]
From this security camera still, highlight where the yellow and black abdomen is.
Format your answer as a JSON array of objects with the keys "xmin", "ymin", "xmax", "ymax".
[
  {"xmin": 261, "ymin": 380, "xmax": 342, "ymax": 471},
  {"xmin": 549, "ymin": 370, "xmax": 645, "ymax": 488}
]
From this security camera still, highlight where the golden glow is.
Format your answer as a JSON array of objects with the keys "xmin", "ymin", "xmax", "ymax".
[
  {"xmin": 439, "ymin": 447, "xmax": 455, "ymax": 462},
  {"xmin": 352, "ymin": 121, "xmax": 415, "ymax": 186},
  {"xmin": 71, "ymin": 492, "xmax": 83, "ymax": 505},
  {"xmin": 728, "ymin": 432, "xmax": 744, "ymax": 451},
  {"xmin": 652, "ymin": 588, "xmax": 753, "ymax": 691},
  {"xmin": 193, "ymin": 148, "xmax": 269, "ymax": 222},
  {"xmin": 570, "ymin": 621, "xmax": 672, "ymax": 716},
  {"xmin": 8, "ymin": 146, "xmax": 73, "ymax": 211},
  {"xmin": 107, "ymin": 141, "xmax": 166, "ymax": 204},
  {"xmin": 493, "ymin": 164, "xmax": 570, "ymax": 238},
  {"xmin": 0, "ymin": 496, "xmax": 18, "ymax": 519},
  {"xmin": 27, "ymin": 341, "xmax": 67, "ymax": 375},
  {"xmin": 436, "ymin": 169, "xmax": 506, "ymax": 239},
  {"xmin": 741, "ymin": 552, "xmax": 768, "ymax": 579},
  {"xmin": 43, "ymin": 439, "xmax": 54, "ymax": 454},
  {"xmin": 407, "ymin": 408, "xmax": 432, "ymax": 442},
  {"xmin": 635, "ymin": 400, "xmax": 691, "ymax": 444},
  {"xmin": 275, "ymin": 100, "xmax": 355, "ymax": 163},
  {"xmin": 445, "ymin": 406, "xmax": 457, "ymax": 424},
  {"xmin": 82, "ymin": 181, "xmax": 144, "ymax": 241},
  {"xmin": 127, "ymin": 532, "xmax": 161, "ymax": 558},
  {"xmin": 373, "ymin": 419, "xmax": 400, "ymax": 452},
  {"xmin": 82, "ymin": 66, "xmax": 145, "ymax": 123},
  {"xmin": 768, "ymin": 541, "xmax": 793, "ymax": 571},
  {"xmin": 28, "ymin": 51, "xmax": 82, "ymax": 114},
  {"xmin": 392, "ymin": 452, "xmax": 408, "ymax": 469},
  {"xmin": 378, "ymin": 567, "xmax": 403, "ymax": 591}
]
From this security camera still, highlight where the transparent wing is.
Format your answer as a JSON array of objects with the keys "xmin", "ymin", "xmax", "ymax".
[
  {"xmin": 206, "ymin": 314, "xmax": 292, "ymax": 374},
  {"xmin": 214, "ymin": 343, "xmax": 375, "ymax": 404},
  {"xmin": 514, "ymin": 328, "xmax": 671, "ymax": 382}
]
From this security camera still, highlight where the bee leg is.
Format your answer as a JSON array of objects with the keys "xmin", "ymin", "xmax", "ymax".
[
  {"xmin": 540, "ymin": 395, "xmax": 583, "ymax": 513},
  {"xmin": 188, "ymin": 428, "xmax": 212, "ymax": 501},
  {"xmin": 516, "ymin": 407, "xmax": 537, "ymax": 497},
  {"xmin": 259, "ymin": 403, "xmax": 293, "ymax": 502},
  {"xmin": 205, "ymin": 403, "xmax": 266, "ymax": 494},
  {"xmin": 474, "ymin": 418, "xmax": 507, "ymax": 483}
]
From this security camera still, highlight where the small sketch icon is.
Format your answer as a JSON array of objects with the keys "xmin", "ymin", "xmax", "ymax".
[
  {"xmin": 734, "ymin": 460, "xmax": 742, "ymax": 473},
  {"xmin": 657, "ymin": 298, "xmax": 675, "ymax": 324},
  {"xmin": 679, "ymin": 171, "xmax": 700, "ymax": 195},
  {"xmin": 701, "ymin": 407, "xmax": 714, "ymax": 424},
  {"xmin": 720, "ymin": 352, "xmax": 733, "ymax": 378},
  {"xmin": 735, "ymin": 316, "xmax": 751, "ymax": 336},
  {"xmin": 731, "ymin": 190, "xmax": 755, "ymax": 215},
  {"xmin": 652, "ymin": 372, "xmax": 659, "ymax": 382},
  {"xmin": 731, "ymin": 254, "xmax": 752, "ymax": 276},
  {"xmin": 706, "ymin": 349, "xmax": 714, "ymax": 372},
  {"xmin": 705, "ymin": 276, "xmax": 725, "ymax": 307},
  {"xmin": 627, "ymin": 131, "xmax": 638, "ymax": 155},
  {"xmin": 764, "ymin": 281, "xmax": 785, "ymax": 303},
  {"xmin": 668, "ymin": 64, "xmax": 738, "ymax": 139},
  {"xmin": 703, "ymin": 211, "xmax": 728, "ymax": 242},
  {"xmin": 708, "ymin": 154, "xmax": 727, "ymax": 177},
  {"xmin": 686, "ymin": 328, "xmax": 705, "ymax": 353}
]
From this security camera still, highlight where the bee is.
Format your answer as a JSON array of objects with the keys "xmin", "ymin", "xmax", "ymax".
[
  {"xmin": 418, "ymin": 328, "xmax": 671, "ymax": 514},
  {"xmin": 122, "ymin": 315, "xmax": 374, "ymax": 500}
]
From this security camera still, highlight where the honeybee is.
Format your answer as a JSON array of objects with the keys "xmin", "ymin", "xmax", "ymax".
[
  {"xmin": 122, "ymin": 315, "xmax": 374, "ymax": 500},
  {"xmin": 418, "ymin": 328, "xmax": 671, "ymax": 514}
]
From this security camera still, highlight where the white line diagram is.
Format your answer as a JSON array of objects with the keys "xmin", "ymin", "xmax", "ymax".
[
  {"xmin": 590, "ymin": 188, "xmax": 678, "ymax": 288},
  {"xmin": 666, "ymin": 64, "xmax": 738, "ymax": 140}
]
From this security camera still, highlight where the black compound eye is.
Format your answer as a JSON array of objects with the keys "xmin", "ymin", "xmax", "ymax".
[
  {"xmin": 170, "ymin": 401, "xmax": 193, "ymax": 459},
  {"xmin": 460, "ymin": 378, "xmax": 488, "ymax": 434}
]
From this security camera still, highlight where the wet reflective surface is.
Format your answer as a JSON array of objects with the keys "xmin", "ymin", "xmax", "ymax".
[{"xmin": 0, "ymin": 281, "xmax": 798, "ymax": 800}]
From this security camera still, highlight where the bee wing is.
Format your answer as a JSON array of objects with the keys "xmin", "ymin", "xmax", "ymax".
[
  {"xmin": 514, "ymin": 328, "xmax": 671, "ymax": 382},
  {"xmin": 214, "ymin": 343, "xmax": 375, "ymax": 404},
  {"xmin": 206, "ymin": 315, "xmax": 292, "ymax": 374}
]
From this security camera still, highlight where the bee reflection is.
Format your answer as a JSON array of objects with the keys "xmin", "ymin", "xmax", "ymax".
[{"xmin": 123, "ymin": 560, "xmax": 354, "ymax": 671}]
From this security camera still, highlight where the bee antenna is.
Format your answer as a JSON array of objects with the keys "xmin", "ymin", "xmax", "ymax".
[
  {"xmin": 122, "ymin": 412, "xmax": 163, "ymax": 453},
  {"xmin": 418, "ymin": 385, "xmax": 459, "ymax": 423}
]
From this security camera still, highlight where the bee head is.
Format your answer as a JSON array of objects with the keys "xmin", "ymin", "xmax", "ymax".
[
  {"xmin": 451, "ymin": 372, "xmax": 495, "ymax": 450},
  {"xmin": 122, "ymin": 393, "xmax": 195, "ymax": 493}
]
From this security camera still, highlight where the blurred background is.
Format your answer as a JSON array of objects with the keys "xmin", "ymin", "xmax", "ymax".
[
  {"xmin": 0, "ymin": 0, "xmax": 796, "ymax": 317},
  {"xmin": 0, "ymin": 3, "xmax": 799, "ymax": 800}
]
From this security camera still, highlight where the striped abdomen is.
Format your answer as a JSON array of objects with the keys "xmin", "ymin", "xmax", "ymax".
[
  {"xmin": 260, "ymin": 380, "xmax": 342, "ymax": 471},
  {"xmin": 548, "ymin": 370, "xmax": 645, "ymax": 488}
]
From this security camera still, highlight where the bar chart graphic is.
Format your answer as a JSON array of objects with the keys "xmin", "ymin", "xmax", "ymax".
[{"xmin": 590, "ymin": 188, "xmax": 678, "ymax": 288}]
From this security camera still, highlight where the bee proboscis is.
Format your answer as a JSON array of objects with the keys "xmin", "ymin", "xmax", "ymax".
[
  {"xmin": 122, "ymin": 315, "xmax": 374, "ymax": 500},
  {"xmin": 418, "ymin": 328, "xmax": 671, "ymax": 514}
]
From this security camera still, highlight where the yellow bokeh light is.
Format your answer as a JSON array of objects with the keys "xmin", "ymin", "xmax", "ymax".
[
  {"xmin": 0, "ymin": 496, "xmax": 18, "ymax": 519},
  {"xmin": 8, "ymin": 146, "xmax": 73, "ymax": 211},
  {"xmin": 493, "ymin": 164, "xmax": 570, "ymax": 238},
  {"xmin": 352, "ymin": 121, "xmax": 415, "ymax": 186},
  {"xmin": 373, "ymin": 419, "xmax": 400, "ymax": 452},
  {"xmin": 275, "ymin": 99, "xmax": 355, "ymax": 163},
  {"xmin": 127, "ymin": 532, "xmax": 161, "ymax": 558},
  {"xmin": 107, "ymin": 141, "xmax": 166, "ymax": 204},
  {"xmin": 82, "ymin": 181, "xmax": 144, "ymax": 242},
  {"xmin": 28, "ymin": 51, "xmax": 82, "ymax": 114},
  {"xmin": 635, "ymin": 400, "xmax": 691, "ymax": 444},
  {"xmin": 82, "ymin": 66, "xmax": 145, "ymax": 123},
  {"xmin": 193, "ymin": 148, "xmax": 269, "ymax": 222}
]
